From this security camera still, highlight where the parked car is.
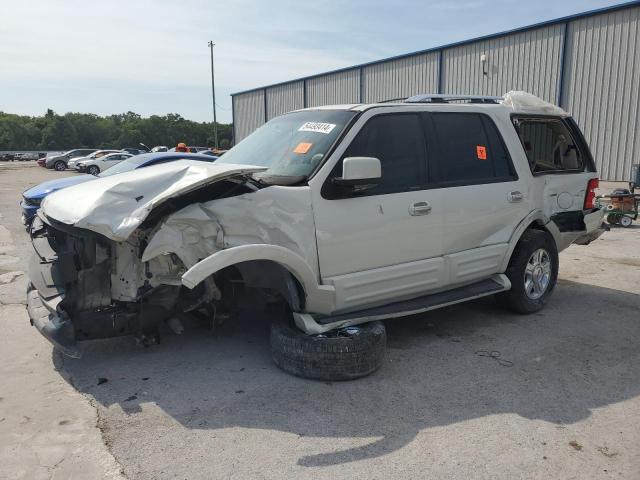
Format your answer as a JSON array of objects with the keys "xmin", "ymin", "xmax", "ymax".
[
  {"xmin": 45, "ymin": 149, "xmax": 98, "ymax": 171},
  {"xmin": 151, "ymin": 146, "xmax": 168, "ymax": 152},
  {"xmin": 13, "ymin": 152, "xmax": 40, "ymax": 161},
  {"xmin": 76, "ymin": 152, "xmax": 133, "ymax": 175},
  {"xmin": 68, "ymin": 149, "xmax": 121, "ymax": 169},
  {"xmin": 122, "ymin": 147, "xmax": 150, "ymax": 155},
  {"xmin": 26, "ymin": 92, "xmax": 604, "ymax": 381},
  {"xmin": 21, "ymin": 152, "xmax": 217, "ymax": 226}
]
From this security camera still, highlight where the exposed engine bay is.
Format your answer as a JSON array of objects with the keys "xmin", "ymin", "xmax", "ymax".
[{"xmin": 28, "ymin": 163, "xmax": 318, "ymax": 357}]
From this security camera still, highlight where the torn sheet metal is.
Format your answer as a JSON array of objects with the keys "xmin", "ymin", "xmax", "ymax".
[
  {"xmin": 501, "ymin": 91, "xmax": 568, "ymax": 116},
  {"xmin": 142, "ymin": 185, "xmax": 320, "ymax": 280},
  {"xmin": 41, "ymin": 160, "xmax": 267, "ymax": 241}
]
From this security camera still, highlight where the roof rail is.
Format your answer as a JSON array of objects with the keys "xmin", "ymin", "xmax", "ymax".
[
  {"xmin": 405, "ymin": 94, "xmax": 503, "ymax": 104},
  {"xmin": 379, "ymin": 97, "xmax": 408, "ymax": 103}
]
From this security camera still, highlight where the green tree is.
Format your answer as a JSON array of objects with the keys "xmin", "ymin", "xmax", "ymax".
[
  {"xmin": 0, "ymin": 109, "xmax": 233, "ymax": 150},
  {"xmin": 40, "ymin": 114, "xmax": 78, "ymax": 150}
]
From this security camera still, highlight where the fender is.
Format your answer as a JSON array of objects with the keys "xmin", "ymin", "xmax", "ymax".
[
  {"xmin": 500, "ymin": 209, "xmax": 558, "ymax": 271},
  {"xmin": 181, "ymin": 244, "xmax": 336, "ymax": 314}
]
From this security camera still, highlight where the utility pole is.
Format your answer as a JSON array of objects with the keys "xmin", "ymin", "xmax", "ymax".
[{"xmin": 208, "ymin": 40, "xmax": 218, "ymax": 149}]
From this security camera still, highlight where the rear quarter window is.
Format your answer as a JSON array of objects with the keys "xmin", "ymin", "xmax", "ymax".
[{"xmin": 513, "ymin": 117, "xmax": 594, "ymax": 174}]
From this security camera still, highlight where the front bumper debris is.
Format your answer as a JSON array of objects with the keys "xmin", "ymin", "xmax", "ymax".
[
  {"xmin": 574, "ymin": 208, "xmax": 607, "ymax": 245},
  {"xmin": 574, "ymin": 222, "xmax": 608, "ymax": 245},
  {"xmin": 27, "ymin": 285, "xmax": 80, "ymax": 357}
]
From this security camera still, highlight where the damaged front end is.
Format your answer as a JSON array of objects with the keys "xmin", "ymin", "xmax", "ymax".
[
  {"xmin": 27, "ymin": 214, "xmax": 196, "ymax": 357},
  {"xmin": 26, "ymin": 161, "xmax": 321, "ymax": 356}
]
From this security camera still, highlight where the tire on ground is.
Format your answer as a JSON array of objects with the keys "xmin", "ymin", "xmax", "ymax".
[
  {"xmin": 270, "ymin": 315, "xmax": 386, "ymax": 381},
  {"xmin": 497, "ymin": 228, "xmax": 559, "ymax": 314}
]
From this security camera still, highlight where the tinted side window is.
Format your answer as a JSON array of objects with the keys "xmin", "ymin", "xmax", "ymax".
[
  {"xmin": 430, "ymin": 112, "xmax": 514, "ymax": 184},
  {"xmin": 339, "ymin": 113, "xmax": 427, "ymax": 195},
  {"xmin": 514, "ymin": 118, "xmax": 584, "ymax": 173}
]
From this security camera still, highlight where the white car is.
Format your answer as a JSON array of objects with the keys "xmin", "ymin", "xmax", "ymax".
[
  {"xmin": 67, "ymin": 149, "xmax": 121, "ymax": 169},
  {"xmin": 75, "ymin": 152, "xmax": 133, "ymax": 175},
  {"xmin": 27, "ymin": 91, "xmax": 604, "ymax": 380}
]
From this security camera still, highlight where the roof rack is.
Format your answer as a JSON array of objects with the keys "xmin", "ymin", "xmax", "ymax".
[{"xmin": 405, "ymin": 94, "xmax": 503, "ymax": 104}]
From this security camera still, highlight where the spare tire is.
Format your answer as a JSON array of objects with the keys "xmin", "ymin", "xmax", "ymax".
[{"xmin": 270, "ymin": 316, "xmax": 386, "ymax": 381}]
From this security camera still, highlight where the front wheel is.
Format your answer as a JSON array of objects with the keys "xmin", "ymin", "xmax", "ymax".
[
  {"xmin": 497, "ymin": 229, "xmax": 558, "ymax": 314},
  {"xmin": 53, "ymin": 160, "xmax": 66, "ymax": 171},
  {"xmin": 87, "ymin": 165, "xmax": 100, "ymax": 176}
]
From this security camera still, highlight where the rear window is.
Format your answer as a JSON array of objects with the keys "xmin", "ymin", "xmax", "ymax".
[
  {"xmin": 430, "ymin": 112, "xmax": 515, "ymax": 184},
  {"xmin": 514, "ymin": 118, "xmax": 584, "ymax": 173}
]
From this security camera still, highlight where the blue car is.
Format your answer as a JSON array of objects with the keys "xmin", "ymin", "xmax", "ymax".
[{"xmin": 21, "ymin": 152, "xmax": 217, "ymax": 226}]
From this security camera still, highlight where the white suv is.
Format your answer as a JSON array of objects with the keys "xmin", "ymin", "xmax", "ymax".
[{"xmin": 28, "ymin": 92, "xmax": 604, "ymax": 380}]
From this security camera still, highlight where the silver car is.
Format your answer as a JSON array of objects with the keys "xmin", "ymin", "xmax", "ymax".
[
  {"xmin": 45, "ymin": 149, "xmax": 97, "ymax": 171},
  {"xmin": 68, "ymin": 150, "xmax": 121, "ymax": 169}
]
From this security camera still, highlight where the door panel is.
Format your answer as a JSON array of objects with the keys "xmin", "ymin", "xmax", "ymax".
[
  {"xmin": 429, "ymin": 112, "xmax": 531, "ymax": 267},
  {"xmin": 313, "ymin": 110, "xmax": 445, "ymax": 311},
  {"xmin": 316, "ymin": 189, "xmax": 444, "ymax": 278},
  {"xmin": 440, "ymin": 181, "xmax": 530, "ymax": 255}
]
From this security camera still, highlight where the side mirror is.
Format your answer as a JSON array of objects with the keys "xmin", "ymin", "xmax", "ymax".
[{"xmin": 332, "ymin": 157, "xmax": 381, "ymax": 191}]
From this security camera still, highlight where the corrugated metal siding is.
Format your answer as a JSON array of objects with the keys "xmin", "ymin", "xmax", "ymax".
[
  {"xmin": 362, "ymin": 52, "xmax": 439, "ymax": 102},
  {"xmin": 231, "ymin": 4, "xmax": 640, "ymax": 179},
  {"xmin": 306, "ymin": 69, "xmax": 360, "ymax": 107},
  {"xmin": 233, "ymin": 90, "xmax": 265, "ymax": 142},
  {"xmin": 562, "ymin": 6, "xmax": 640, "ymax": 180},
  {"xmin": 266, "ymin": 81, "xmax": 304, "ymax": 120},
  {"xmin": 442, "ymin": 24, "xmax": 564, "ymax": 103}
]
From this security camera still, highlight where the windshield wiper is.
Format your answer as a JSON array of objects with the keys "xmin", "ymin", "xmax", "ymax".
[{"xmin": 251, "ymin": 173, "xmax": 307, "ymax": 186}]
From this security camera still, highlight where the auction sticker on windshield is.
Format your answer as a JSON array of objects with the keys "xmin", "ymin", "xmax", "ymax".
[{"xmin": 298, "ymin": 122, "xmax": 336, "ymax": 134}]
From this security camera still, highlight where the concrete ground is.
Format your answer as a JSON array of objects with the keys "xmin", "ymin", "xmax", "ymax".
[{"xmin": 0, "ymin": 162, "xmax": 638, "ymax": 479}]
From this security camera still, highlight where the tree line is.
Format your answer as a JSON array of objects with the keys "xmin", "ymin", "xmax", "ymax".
[{"xmin": 0, "ymin": 109, "xmax": 233, "ymax": 151}]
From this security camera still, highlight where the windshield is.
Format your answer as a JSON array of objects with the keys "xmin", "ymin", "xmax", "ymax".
[
  {"xmin": 218, "ymin": 110, "xmax": 356, "ymax": 178},
  {"xmin": 99, "ymin": 154, "xmax": 152, "ymax": 177}
]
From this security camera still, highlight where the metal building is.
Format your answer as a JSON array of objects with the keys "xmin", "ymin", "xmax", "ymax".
[{"xmin": 231, "ymin": 1, "xmax": 640, "ymax": 181}]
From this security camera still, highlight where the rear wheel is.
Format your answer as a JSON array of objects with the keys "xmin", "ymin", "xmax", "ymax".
[
  {"xmin": 497, "ymin": 229, "xmax": 558, "ymax": 314},
  {"xmin": 87, "ymin": 165, "xmax": 100, "ymax": 176},
  {"xmin": 53, "ymin": 160, "xmax": 66, "ymax": 171},
  {"xmin": 270, "ymin": 314, "xmax": 386, "ymax": 381}
]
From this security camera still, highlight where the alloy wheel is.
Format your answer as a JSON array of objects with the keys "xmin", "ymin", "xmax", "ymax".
[{"xmin": 524, "ymin": 248, "xmax": 552, "ymax": 300}]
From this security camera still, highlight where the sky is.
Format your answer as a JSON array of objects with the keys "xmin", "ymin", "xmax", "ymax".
[{"xmin": 0, "ymin": 0, "xmax": 627, "ymax": 123}]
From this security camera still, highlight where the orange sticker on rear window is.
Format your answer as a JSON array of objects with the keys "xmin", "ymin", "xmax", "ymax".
[
  {"xmin": 476, "ymin": 145, "xmax": 487, "ymax": 160},
  {"xmin": 294, "ymin": 142, "xmax": 312, "ymax": 154}
]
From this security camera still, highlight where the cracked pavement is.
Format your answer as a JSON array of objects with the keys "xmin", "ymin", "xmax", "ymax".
[{"xmin": 0, "ymin": 162, "xmax": 639, "ymax": 479}]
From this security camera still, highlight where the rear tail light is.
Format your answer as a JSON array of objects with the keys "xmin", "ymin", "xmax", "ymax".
[{"xmin": 584, "ymin": 177, "xmax": 599, "ymax": 209}]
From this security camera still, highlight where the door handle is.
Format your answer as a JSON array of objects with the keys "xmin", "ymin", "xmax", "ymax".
[
  {"xmin": 507, "ymin": 191, "xmax": 524, "ymax": 202},
  {"xmin": 409, "ymin": 201, "xmax": 432, "ymax": 216}
]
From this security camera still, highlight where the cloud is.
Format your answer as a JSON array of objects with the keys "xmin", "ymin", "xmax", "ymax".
[{"xmin": 0, "ymin": 0, "xmax": 621, "ymax": 122}]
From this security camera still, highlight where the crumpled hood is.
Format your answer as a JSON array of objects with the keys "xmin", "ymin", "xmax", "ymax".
[{"xmin": 41, "ymin": 160, "xmax": 266, "ymax": 241}]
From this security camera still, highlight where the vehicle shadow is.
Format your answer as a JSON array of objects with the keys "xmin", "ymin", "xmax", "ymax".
[{"xmin": 56, "ymin": 280, "xmax": 640, "ymax": 468}]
